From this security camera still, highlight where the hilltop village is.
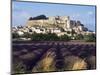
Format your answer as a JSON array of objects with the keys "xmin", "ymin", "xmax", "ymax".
[{"xmin": 12, "ymin": 15, "xmax": 95, "ymax": 40}]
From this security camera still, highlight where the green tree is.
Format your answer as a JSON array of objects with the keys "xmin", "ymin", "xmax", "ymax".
[
  {"xmin": 31, "ymin": 33, "xmax": 59, "ymax": 41},
  {"xmin": 22, "ymin": 32, "xmax": 31, "ymax": 38},
  {"xmin": 59, "ymin": 34, "xmax": 71, "ymax": 41},
  {"xmin": 12, "ymin": 32, "xmax": 19, "ymax": 39},
  {"xmin": 75, "ymin": 34, "xmax": 84, "ymax": 40},
  {"xmin": 84, "ymin": 34, "xmax": 96, "ymax": 42}
]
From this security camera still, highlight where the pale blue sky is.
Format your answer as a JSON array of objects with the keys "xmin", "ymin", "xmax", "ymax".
[{"xmin": 12, "ymin": 1, "xmax": 96, "ymax": 31}]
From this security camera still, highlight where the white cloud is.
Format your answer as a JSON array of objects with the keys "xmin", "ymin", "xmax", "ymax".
[
  {"xmin": 71, "ymin": 13, "xmax": 80, "ymax": 20},
  {"xmin": 87, "ymin": 11, "xmax": 94, "ymax": 15}
]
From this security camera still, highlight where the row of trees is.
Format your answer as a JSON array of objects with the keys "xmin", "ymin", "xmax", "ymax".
[
  {"xmin": 29, "ymin": 15, "xmax": 48, "ymax": 20},
  {"xmin": 12, "ymin": 33, "xmax": 71, "ymax": 41},
  {"xmin": 12, "ymin": 32, "xmax": 96, "ymax": 42},
  {"xmin": 75, "ymin": 34, "xmax": 96, "ymax": 42}
]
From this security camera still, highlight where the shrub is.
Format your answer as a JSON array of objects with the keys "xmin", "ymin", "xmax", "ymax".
[
  {"xmin": 75, "ymin": 34, "xmax": 84, "ymax": 40},
  {"xmin": 31, "ymin": 33, "xmax": 59, "ymax": 41},
  {"xmin": 12, "ymin": 32, "xmax": 19, "ymax": 39},
  {"xmin": 22, "ymin": 32, "xmax": 32, "ymax": 38},
  {"xmin": 59, "ymin": 34, "xmax": 71, "ymax": 41},
  {"xmin": 84, "ymin": 34, "xmax": 96, "ymax": 42}
]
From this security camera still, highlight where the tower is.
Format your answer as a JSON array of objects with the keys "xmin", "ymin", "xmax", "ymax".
[
  {"xmin": 66, "ymin": 16, "xmax": 70, "ymax": 29},
  {"xmin": 63, "ymin": 16, "xmax": 70, "ymax": 31}
]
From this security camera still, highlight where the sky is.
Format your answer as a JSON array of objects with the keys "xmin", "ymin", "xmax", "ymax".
[{"xmin": 12, "ymin": 1, "xmax": 96, "ymax": 31}]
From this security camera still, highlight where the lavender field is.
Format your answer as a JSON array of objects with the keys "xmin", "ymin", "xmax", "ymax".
[{"xmin": 12, "ymin": 41, "xmax": 96, "ymax": 74}]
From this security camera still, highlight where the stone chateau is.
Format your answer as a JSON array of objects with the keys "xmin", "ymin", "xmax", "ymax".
[{"xmin": 12, "ymin": 15, "xmax": 95, "ymax": 37}]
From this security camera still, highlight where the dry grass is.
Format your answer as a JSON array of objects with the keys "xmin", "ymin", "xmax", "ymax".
[
  {"xmin": 86, "ymin": 56, "xmax": 96, "ymax": 69},
  {"xmin": 32, "ymin": 51, "xmax": 56, "ymax": 72},
  {"xmin": 64, "ymin": 56, "xmax": 87, "ymax": 70},
  {"xmin": 42, "ymin": 57, "xmax": 55, "ymax": 71},
  {"xmin": 72, "ymin": 59, "xmax": 87, "ymax": 70}
]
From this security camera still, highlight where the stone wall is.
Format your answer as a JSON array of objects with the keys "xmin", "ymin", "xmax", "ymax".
[{"xmin": 26, "ymin": 16, "xmax": 70, "ymax": 30}]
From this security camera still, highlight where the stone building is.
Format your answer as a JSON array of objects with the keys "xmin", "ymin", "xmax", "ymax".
[
  {"xmin": 12, "ymin": 15, "xmax": 94, "ymax": 37},
  {"xmin": 26, "ymin": 15, "xmax": 71, "ymax": 31}
]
